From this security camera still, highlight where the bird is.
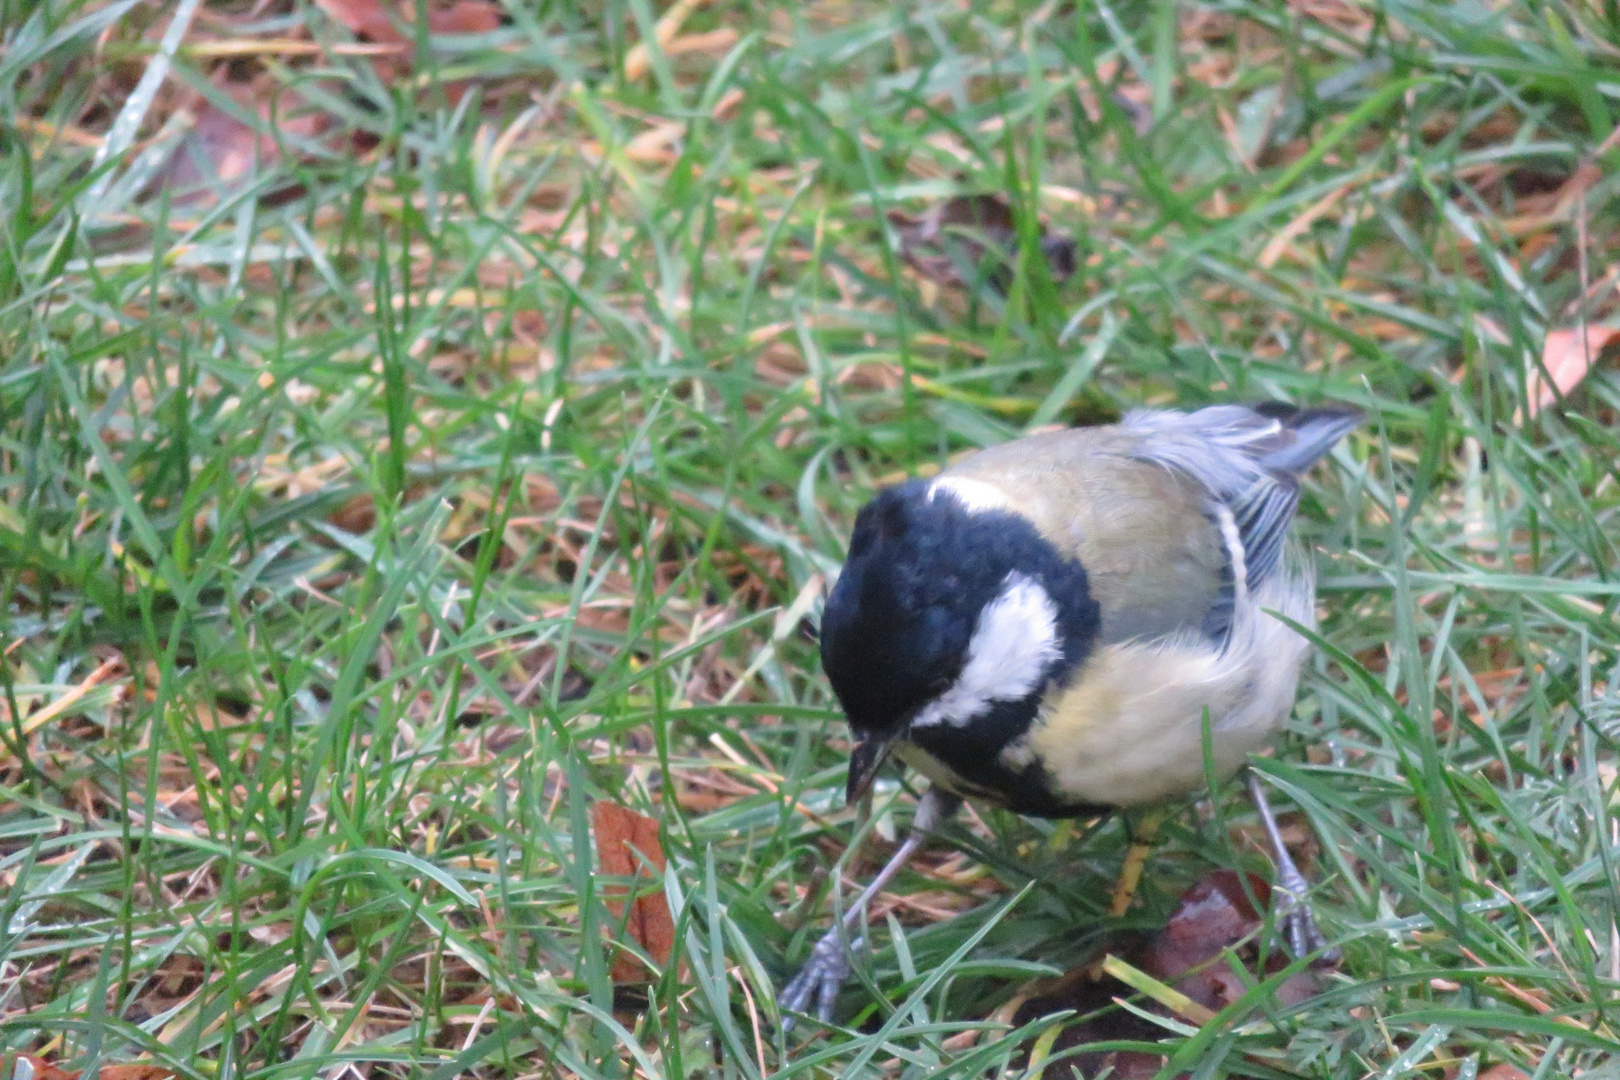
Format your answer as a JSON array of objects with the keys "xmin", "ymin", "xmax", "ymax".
[{"xmin": 779, "ymin": 401, "xmax": 1362, "ymax": 1025}]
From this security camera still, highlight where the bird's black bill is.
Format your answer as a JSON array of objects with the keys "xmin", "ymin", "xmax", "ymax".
[{"xmin": 845, "ymin": 736, "xmax": 893, "ymax": 805}]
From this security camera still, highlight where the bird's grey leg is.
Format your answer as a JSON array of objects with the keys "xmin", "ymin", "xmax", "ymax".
[
  {"xmin": 1246, "ymin": 770, "xmax": 1340, "ymax": 962},
  {"xmin": 779, "ymin": 788, "xmax": 960, "ymax": 1028}
]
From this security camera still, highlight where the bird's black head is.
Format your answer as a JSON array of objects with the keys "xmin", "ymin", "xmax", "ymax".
[{"xmin": 820, "ymin": 478, "xmax": 1099, "ymax": 801}]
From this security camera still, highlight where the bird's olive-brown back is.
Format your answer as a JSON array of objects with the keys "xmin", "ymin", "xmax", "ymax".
[{"xmin": 942, "ymin": 428, "xmax": 1226, "ymax": 645}]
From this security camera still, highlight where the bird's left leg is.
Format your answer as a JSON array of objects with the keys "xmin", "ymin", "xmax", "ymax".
[
  {"xmin": 1246, "ymin": 770, "xmax": 1339, "ymax": 962},
  {"xmin": 779, "ymin": 788, "xmax": 960, "ymax": 1028}
]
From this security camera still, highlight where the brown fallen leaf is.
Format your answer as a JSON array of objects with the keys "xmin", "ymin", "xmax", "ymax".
[
  {"xmin": 314, "ymin": 0, "xmax": 502, "ymax": 98},
  {"xmin": 156, "ymin": 74, "xmax": 330, "ymax": 205},
  {"xmin": 5, "ymin": 1056, "xmax": 178, "ymax": 1080},
  {"xmin": 1477, "ymin": 1067, "xmax": 1531, "ymax": 1080},
  {"xmin": 315, "ymin": 0, "xmax": 402, "ymax": 44},
  {"xmin": 162, "ymin": 0, "xmax": 504, "ymax": 205},
  {"xmin": 1141, "ymin": 870, "xmax": 1323, "ymax": 1013},
  {"xmin": 623, "ymin": 0, "xmax": 711, "ymax": 81},
  {"xmin": 426, "ymin": 0, "xmax": 502, "ymax": 36},
  {"xmin": 664, "ymin": 28, "xmax": 739, "ymax": 60},
  {"xmin": 8, "ymin": 1055, "xmax": 80, "ymax": 1080},
  {"xmin": 592, "ymin": 801, "xmax": 676, "ymax": 984},
  {"xmin": 1522, "ymin": 324, "xmax": 1619, "ymax": 420},
  {"xmin": 1010, "ymin": 870, "xmax": 1328, "ymax": 1080},
  {"xmin": 318, "ymin": 0, "xmax": 500, "ymax": 43},
  {"xmin": 97, "ymin": 1067, "xmax": 181, "ymax": 1080},
  {"xmin": 0, "ymin": 655, "xmax": 126, "ymax": 758},
  {"xmin": 1497, "ymin": 125, "xmax": 1620, "ymax": 238}
]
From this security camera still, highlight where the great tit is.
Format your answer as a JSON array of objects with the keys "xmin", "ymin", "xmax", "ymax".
[{"xmin": 780, "ymin": 402, "xmax": 1361, "ymax": 1025}]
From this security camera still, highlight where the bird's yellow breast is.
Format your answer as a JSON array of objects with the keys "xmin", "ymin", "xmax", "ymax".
[{"xmin": 1016, "ymin": 587, "xmax": 1309, "ymax": 807}]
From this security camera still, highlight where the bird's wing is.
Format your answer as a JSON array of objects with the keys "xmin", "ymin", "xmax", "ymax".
[
  {"xmin": 941, "ymin": 404, "xmax": 1358, "ymax": 647},
  {"xmin": 1120, "ymin": 404, "xmax": 1359, "ymax": 596}
]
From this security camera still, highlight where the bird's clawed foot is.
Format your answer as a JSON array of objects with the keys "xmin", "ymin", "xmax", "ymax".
[
  {"xmin": 1270, "ymin": 861, "xmax": 1340, "ymax": 964},
  {"xmin": 779, "ymin": 926, "xmax": 861, "ymax": 1029},
  {"xmin": 1270, "ymin": 880, "xmax": 1334, "ymax": 965},
  {"xmin": 777, "ymin": 789, "xmax": 959, "ymax": 1032},
  {"xmin": 1246, "ymin": 771, "xmax": 1340, "ymax": 965}
]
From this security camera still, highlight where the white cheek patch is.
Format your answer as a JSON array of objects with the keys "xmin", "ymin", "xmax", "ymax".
[
  {"xmin": 912, "ymin": 572, "xmax": 1063, "ymax": 728},
  {"xmin": 929, "ymin": 476, "xmax": 1013, "ymax": 514}
]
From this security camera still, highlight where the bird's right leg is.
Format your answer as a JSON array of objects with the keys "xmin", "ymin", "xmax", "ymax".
[
  {"xmin": 779, "ymin": 788, "xmax": 959, "ymax": 1028},
  {"xmin": 1107, "ymin": 806, "xmax": 1169, "ymax": 917}
]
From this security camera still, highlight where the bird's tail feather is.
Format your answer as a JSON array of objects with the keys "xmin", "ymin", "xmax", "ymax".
[{"xmin": 1254, "ymin": 404, "xmax": 1363, "ymax": 477}]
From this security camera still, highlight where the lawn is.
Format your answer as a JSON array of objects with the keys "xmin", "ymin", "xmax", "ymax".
[{"xmin": 2, "ymin": 0, "xmax": 1619, "ymax": 1076}]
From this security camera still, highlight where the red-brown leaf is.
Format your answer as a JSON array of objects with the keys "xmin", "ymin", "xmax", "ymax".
[
  {"xmin": 10, "ymin": 1056, "xmax": 80, "ymax": 1080},
  {"xmin": 1525, "ymin": 325, "xmax": 1619, "ymax": 417},
  {"xmin": 158, "ymin": 76, "xmax": 331, "ymax": 203},
  {"xmin": 7, "ymin": 1057, "xmax": 178, "ymax": 1080},
  {"xmin": 1010, "ymin": 871, "xmax": 1328, "ymax": 1079},
  {"xmin": 316, "ymin": 0, "xmax": 500, "ymax": 43},
  {"xmin": 427, "ymin": 0, "xmax": 501, "ymax": 34},
  {"xmin": 312, "ymin": 0, "xmax": 499, "ymax": 100},
  {"xmin": 97, "ymin": 1067, "xmax": 181, "ymax": 1080},
  {"xmin": 592, "ymin": 801, "xmax": 676, "ymax": 983},
  {"xmin": 315, "ymin": 0, "xmax": 405, "ymax": 43}
]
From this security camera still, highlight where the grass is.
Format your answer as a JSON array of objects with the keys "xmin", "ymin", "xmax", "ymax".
[{"xmin": 1, "ymin": 0, "xmax": 1619, "ymax": 1076}]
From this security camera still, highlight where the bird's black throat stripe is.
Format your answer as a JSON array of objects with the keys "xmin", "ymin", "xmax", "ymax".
[{"xmin": 901, "ymin": 697, "xmax": 1116, "ymax": 819}]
